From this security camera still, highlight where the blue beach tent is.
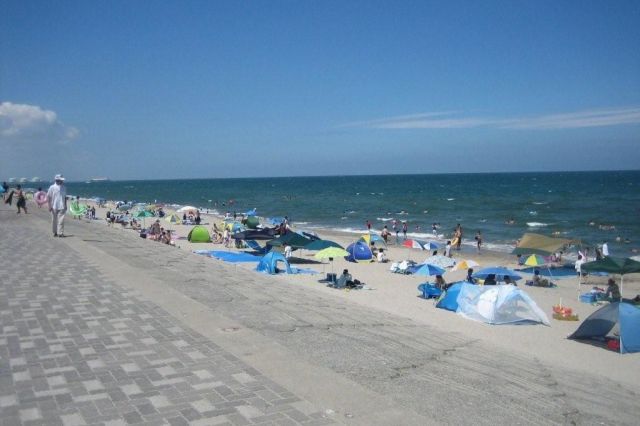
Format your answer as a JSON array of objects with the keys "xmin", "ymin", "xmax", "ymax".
[
  {"xmin": 256, "ymin": 251, "xmax": 293, "ymax": 275},
  {"xmin": 345, "ymin": 241, "xmax": 373, "ymax": 263},
  {"xmin": 435, "ymin": 282, "xmax": 468, "ymax": 311},
  {"xmin": 569, "ymin": 302, "xmax": 640, "ymax": 354}
]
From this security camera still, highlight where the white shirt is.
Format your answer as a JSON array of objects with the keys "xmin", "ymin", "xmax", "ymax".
[
  {"xmin": 602, "ymin": 243, "xmax": 609, "ymax": 257},
  {"xmin": 284, "ymin": 245, "xmax": 292, "ymax": 258},
  {"xmin": 47, "ymin": 183, "xmax": 67, "ymax": 211}
]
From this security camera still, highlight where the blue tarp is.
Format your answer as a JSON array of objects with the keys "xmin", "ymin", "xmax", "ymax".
[
  {"xmin": 518, "ymin": 266, "xmax": 576, "ymax": 278},
  {"xmin": 193, "ymin": 250, "xmax": 260, "ymax": 263}
]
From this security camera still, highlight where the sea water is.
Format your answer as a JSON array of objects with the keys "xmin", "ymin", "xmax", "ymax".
[{"xmin": 65, "ymin": 171, "xmax": 640, "ymax": 256}]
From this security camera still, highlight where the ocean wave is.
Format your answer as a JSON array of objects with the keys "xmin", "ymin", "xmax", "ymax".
[
  {"xmin": 376, "ymin": 217, "xmax": 394, "ymax": 222},
  {"xmin": 447, "ymin": 198, "xmax": 455, "ymax": 201},
  {"xmin": 532, "ymin": 202, "xmax": 548, "ymax": 205},
  {"xmin": 527, "ymin": 222, "xmax": 549, "ymax": 227}
]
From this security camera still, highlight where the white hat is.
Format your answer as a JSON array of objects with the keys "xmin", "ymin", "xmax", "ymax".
[{"xmin": 54, "ymin": 174, "xmax": 65, "ymax": 181}]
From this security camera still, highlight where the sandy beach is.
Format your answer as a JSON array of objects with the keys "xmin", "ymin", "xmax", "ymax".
[
  {"xmin": 3, "ymin": 197, "xmax": 639, "ymax": 425},
  {"xmin": 84, "ymin": 199, "xmax": 640, "ymax": 388}
]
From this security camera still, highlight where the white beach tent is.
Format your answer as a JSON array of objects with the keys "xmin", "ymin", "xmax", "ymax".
[{"xmin": 456, "ymin": 284, "xmax": 550, "ymax": 325}]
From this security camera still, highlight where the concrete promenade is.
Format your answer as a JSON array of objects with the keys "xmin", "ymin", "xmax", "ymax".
[{"xmin": 1, "ymin": 206, "xmax": 639, "ymax": 425}]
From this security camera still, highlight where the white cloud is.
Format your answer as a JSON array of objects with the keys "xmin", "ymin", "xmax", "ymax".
[
  {"xmin": 0, "ymin": 102, "xmax": 79, "ymax": 145},
  {"xmin": 345, "ymin": 107, "xmax": 640, "ymax": 130}
]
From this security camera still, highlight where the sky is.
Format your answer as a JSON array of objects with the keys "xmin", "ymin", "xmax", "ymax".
[{"xmin": 1, "ymin": 0, "xmax": 639, "ymax": 181}]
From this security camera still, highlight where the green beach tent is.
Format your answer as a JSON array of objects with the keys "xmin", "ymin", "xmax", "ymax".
[{"xmin": 188, "ymin": 225, "xmax": 211, "ymax": 243}]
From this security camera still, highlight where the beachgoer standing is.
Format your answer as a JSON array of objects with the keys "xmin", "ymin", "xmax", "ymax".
[
  {"xmin": 34, "ymin": 187, "xmax": 47, "ymax": 208},
  {"xmin": 15, "ymin": 185, "xmax": 27, "ymax": 214},
  {"xmin": 455, "ymin": 224, "xmax": 463, "ymax": 250},
  {"xmin": 445, "ymin": 240, "xmax": 452, "ymax": 257},
  {"xmin": 381, "ymin": 225, "xmax": 390, "ymax": 243},
  {"xmin": 47, "ymin": 174, "xmax": 67, "ymax": 237},
  {"xmin": 575, "ymin": 255, "xmax": 584, "ymax": 278},
  {"xmin": 366, "ymin": 220, "xmax": 371, "ymax": 231},
  {"xmin": 602, "ymin": 241, "xmax": 609, "ymax": 257},
  {"xmin": 475, "ymin": 231, "xmax": 482, "ymax": 253},
  {"xmin": 402, "ymin": 221, "xmax": 408, "ymax": 239},
  {"xmin": 432, "ymin": 223, "xmax": 437, "ymax": 235}
]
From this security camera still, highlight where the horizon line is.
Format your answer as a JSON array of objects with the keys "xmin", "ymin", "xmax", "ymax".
[{"xmin": 48, "ymin": 168, "xmax": 640, "ymax": 184}]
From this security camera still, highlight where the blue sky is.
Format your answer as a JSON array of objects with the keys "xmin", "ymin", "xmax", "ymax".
[{"xmin": 1, "ymin": 0, "xmax": 639, "ymax": 180}]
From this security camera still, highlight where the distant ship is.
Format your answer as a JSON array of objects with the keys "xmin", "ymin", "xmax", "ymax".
[
  {"xmin": 8, "ymin": 178, "xmax": 16, "ymax": 183},
  {"xmin": 19, "ymin": 177, "xmax": 28, "ymax": 183},
  {"xmin": 30, "ymin": 177, "xmax": 42, "ymax": 183},
  {"xmin": 89, "ymin": 177, "xmax": 109, "ymax": 182}
]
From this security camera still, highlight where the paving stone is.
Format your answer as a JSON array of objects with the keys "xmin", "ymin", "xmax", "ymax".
[{"xmin": 0, "ymin": 217, "xmax": 329, "ymax": 426}]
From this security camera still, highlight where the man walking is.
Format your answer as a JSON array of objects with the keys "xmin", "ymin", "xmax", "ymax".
[{"xmin": 47, "ymin": 174, "xmax": 67, "ymax": 237}]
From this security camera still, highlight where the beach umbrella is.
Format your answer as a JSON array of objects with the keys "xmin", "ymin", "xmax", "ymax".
[
  {"xmin": 523, "ymin": 254, "xmax": 556, "ymax": 281},
  {"xmin": 472, "ymin": 266, "xmax": 522, "ymax": 282},
  {"xmin": 177, "ymin": 205, "xmax": 198, "ymax": 213},
  {"xmin": 524, "ymin": 254, "xmax": 548, "ymax": 267},
  {"xmin": 315, "ymin": 247, "xmax": 349, "ymax": 274},
  {"xmin": 403, "ymin": 239, "xmax": 426, "ymax": 250},
  {"xmin": 423, "ymin": 255, "xmax": 456, "ymax": 269},
  {"xmin": 134, "ymin": 210, "xmax": 154, "ymax": 228},
  {"xmin": 304, "ymin": 239, "xmax": 344, "ymax": 251},
  {"xmin": 360, "ymin": 233, "xmax": 387, "ymax": 247},
  {"xmin": 581, "ymin": 256, "xmax": 640, "ymax": 294},
  {"xmin": 452, "ymin": 259, "xmax": 480, "ymax": 272},
  {"xmin": 413, "ymin": 263, "xmax": 446, "ymax": 277},
  {"xmin": 422, "ymin": 241, "xmax": 440, "ymax": 251}
]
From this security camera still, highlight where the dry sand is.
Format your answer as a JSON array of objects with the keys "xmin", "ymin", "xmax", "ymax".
[{"xmin": 84, "ymin": 200, "xmax": 640, "ymax": 388}]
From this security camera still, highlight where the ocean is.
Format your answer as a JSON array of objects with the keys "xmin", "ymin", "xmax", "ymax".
[{"xmin": 64, "ymin": 171, "xmax": 640, "ymax": 256}]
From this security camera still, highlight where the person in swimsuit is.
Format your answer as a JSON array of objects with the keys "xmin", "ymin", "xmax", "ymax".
[{"xmin": 15, "ymin": 185, "xmax": 27, "ymax": 214}]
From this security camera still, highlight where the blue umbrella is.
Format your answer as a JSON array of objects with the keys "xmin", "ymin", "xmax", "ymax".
[
  {"xmin": 472, "ymin": 266, "xmax": 522, "ymax": 281},
  {"xmin": 422, "ymin": 241, "xmax": 440, "ymax": 251},
  {"xmin": 413, "ymin": 263, "xmax": 446, "ymax": 277}
]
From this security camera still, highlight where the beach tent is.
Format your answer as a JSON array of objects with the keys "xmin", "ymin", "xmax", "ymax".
[
  {"xmin": 345, "ymin": 241, "xmax": 373, "ymax": 263},
  {"xmin": 256, "ymin": 251, "xmax": 293, "ymax": 274},
  {"xmin": 569, "ymin": 302, "xmax": 640, "ymax": 354},
  {"xmin": 436, "ymin": 282, "xmax": 468, "ymax": 312},
  {"xmin": 187, "ymin": 225, "xmax": 211, "ymax": 243},
  {"xmin": 456, "ymin": 284, "xmax": 549, "ymax": 325},
  {"xmin": 304, "ymin": 239, "xmax": 343, "ymax": 251},
  {"xmin": 512, "ymin": 233, "xmax": 577, "ymax": 256},
  {"xmin": 232, "ymin": 228, "xmax": 277, "ymax": 241},
  {"xmin": 267, "ymin": 232, "xmax": 311, "ymax": 249}
]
